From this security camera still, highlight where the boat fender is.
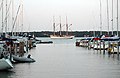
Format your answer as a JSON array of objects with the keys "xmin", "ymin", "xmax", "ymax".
[
  {"xmin": 108, "ymin": 48, "xmax": 112, "ymax": 53},
  {"xmin": 27, "ymin": 54, "xmax": 31, "ymax": 58}
]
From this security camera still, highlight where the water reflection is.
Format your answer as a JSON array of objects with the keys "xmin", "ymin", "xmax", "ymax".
[{"xmin": 0, "ymin": 70, "xmax": 15, "ymax": 78}]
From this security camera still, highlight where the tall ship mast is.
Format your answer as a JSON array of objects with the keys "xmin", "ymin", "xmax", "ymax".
[
  {"xmin": 53, "ymin": 16, "xmax": 55, "ymax": 36},
  {"xmin": 50, "ymin": 16, "xmax": 74, "ymax": 39},
  {"xmin": 66, "ymin": 16, "xmax": 68, "ymax": 36}
]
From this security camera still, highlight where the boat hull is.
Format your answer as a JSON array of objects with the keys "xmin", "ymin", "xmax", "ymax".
[
  {"xmin": 0, "ymin": 58, "xmax": 13, "ymax": 70},
  {"xmin": 36, "ymin": 41, "xmax": 53, "ymax": 44},
  {"xmin": 12, "ymin": 55, "xmax": 35, "ymax": 63},
  {"xmin": 50, "ymin": 35, "xmax": 74, "ymax": 39}
]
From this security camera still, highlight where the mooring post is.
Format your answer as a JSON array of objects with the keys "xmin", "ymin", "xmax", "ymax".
[
  {"xmin": 100, "ymin": 40, "xmax": 101, "ymax": 53},
  {"xmin": 117, "ymin": 41, "xmax": 119, "ymax": 57},
  {"xmin": 97, "ymin": 40, "xmax": 98, "ymax": 51},
  {"xmin": 88, "ymin": 41, "xmax": 90, "ymax": 49},
  {"xmin": 103, "ymin": 41, "xmax": 105, "ymax": 54}
]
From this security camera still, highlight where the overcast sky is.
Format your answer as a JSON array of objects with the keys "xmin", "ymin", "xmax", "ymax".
[
  {"xmin": 0, "ymin": 0, "xmax": 120, "ymax": 32},
  {"xmin": 24, "ymin": 0, "xmax": 101, "ymax": 31}
]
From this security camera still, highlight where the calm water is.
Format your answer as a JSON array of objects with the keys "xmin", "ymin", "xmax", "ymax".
[{"xmin": 0, "ymin": 37, "xmax": 120, "ymax": 78}]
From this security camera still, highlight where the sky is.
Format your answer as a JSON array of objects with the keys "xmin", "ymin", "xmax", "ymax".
[
  {"xmin": 0, "ymin": 0, "xmax": 120, "ymax": 32},
  {"xmin": 24, "ymin": 0, "xmax": 101, "ymax": 31}
]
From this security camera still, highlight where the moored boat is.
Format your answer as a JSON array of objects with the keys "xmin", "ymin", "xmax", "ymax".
[
  {"xmin": 12, "ymin": 55, "xmax": 35, "ymax": 63},
  {"xmin": 50, "ymin": 35, "xmax": 74, "ymax": 39},
  {"xmin": 50, "ymin": 16, "xmax": 74, "ymax": 39},
  {"xmin": 0, "ymin": 58, "xmax": 13, "ymax": 70}
]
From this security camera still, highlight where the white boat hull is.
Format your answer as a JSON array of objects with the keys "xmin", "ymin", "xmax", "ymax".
[
  {"xmin": 0, "ymin": 58, "xmax": 13, "ymax": 70},
  {"xmin": 12, "ymin": 55, "xmax": 35, "ymax": 63},
  {"xmin": 93, "ymin": 44, "xmax": 108, "ymax": 50},
  {"xmin": 50, "ymin": 35, "xmax": 74, "ymax": 39}
]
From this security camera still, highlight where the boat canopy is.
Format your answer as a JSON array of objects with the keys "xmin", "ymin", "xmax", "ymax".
[
  {"xmin": 81, "ymin": 37, "xmax": 93, "ymax": 40},
  {"xmin": 0, "ymin": 38, "xmax": 17, "ymax": 41},
  {"xmin": 93, "ymin": 38, "xmax": 101, "ymax": 40},
  {"xmin": 101, "ymin": 36, "xmax": 120, "ymax": 41}
]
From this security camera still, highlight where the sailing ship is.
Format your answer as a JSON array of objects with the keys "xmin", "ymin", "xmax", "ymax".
[{"xmin": 50, "ymin": 16, "xmax": 74, "ymax": 39}]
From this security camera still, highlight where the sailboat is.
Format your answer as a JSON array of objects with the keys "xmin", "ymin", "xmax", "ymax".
[
  {"xmin": 11, "ymin": 36, "xmax": 36, "ymax": 63},
  {"xmin": 0, "ymin": 58, "xmax": 13, "ymax": 70},
  {"xmin": 50, "ymin": 16, "xmax": 74, "ymax": 39},
  {"xmin": 10, "ymin": 0, "xmax": 35, "ymax": 63},
  {"xmin": 106, "ymin": 0, "xmax": 120, "ymax": 54},
  {"xmin": 0, "ymin": 0, "xmax": 14, "ymax": 70},
  {"xmin": 0, "ymin": 40, "xmax": 13, "ymax": 70}
]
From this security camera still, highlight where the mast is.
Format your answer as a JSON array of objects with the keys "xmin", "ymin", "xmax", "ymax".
[
  {"xmin": 111, "ymin": 0, "xmax": 113, "ymax": 35},
  {"xmin": 1, "ymin": 0, "xmax": 4, "ymax": 35},
  {"xmin": 53, "ymin": 16, "xmax": 55, "ymax": 36},
  {"xmin": 66, "ymin": 16, "xmax": 68, "ymax": 36},
  {"xmin": 6, "ymin": 0, "xmax": 12, "ymax": 33},
  {"xmin": 5, "ymin": 0, "xmax": 8, "ymax": 35},
  {"xmin": 11, "ymin": 2, "xmax": 21, "ymax": 34},
  {"xmin": 59, "ymin": 16, "xmax": 62, "ymax": 36},
  {"xmin": 12, "ymin": 0, "xmax": 14, "ymax": 36},
  {"xmin": 116, "ymin": 0, "xmax": 119, "ymax": 36},
  {"xmin": 21, "ymin": 0, "xmax": 23, "ymax": 33},
  {"xmin": 106, "ymin": 0, "xmax": 109, "ymax": 35},
  {"xmin": 116, "ymin": 0, "xmax": 119, "ymax": 58},
  {"xmin": 99, "ymin": 0, "xmax": 102, "ymax": 35}
]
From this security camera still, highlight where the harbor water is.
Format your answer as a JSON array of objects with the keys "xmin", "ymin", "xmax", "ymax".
[{"xmin": 0, "ymin": 37, "xmax": 120, "ymax": 78}]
